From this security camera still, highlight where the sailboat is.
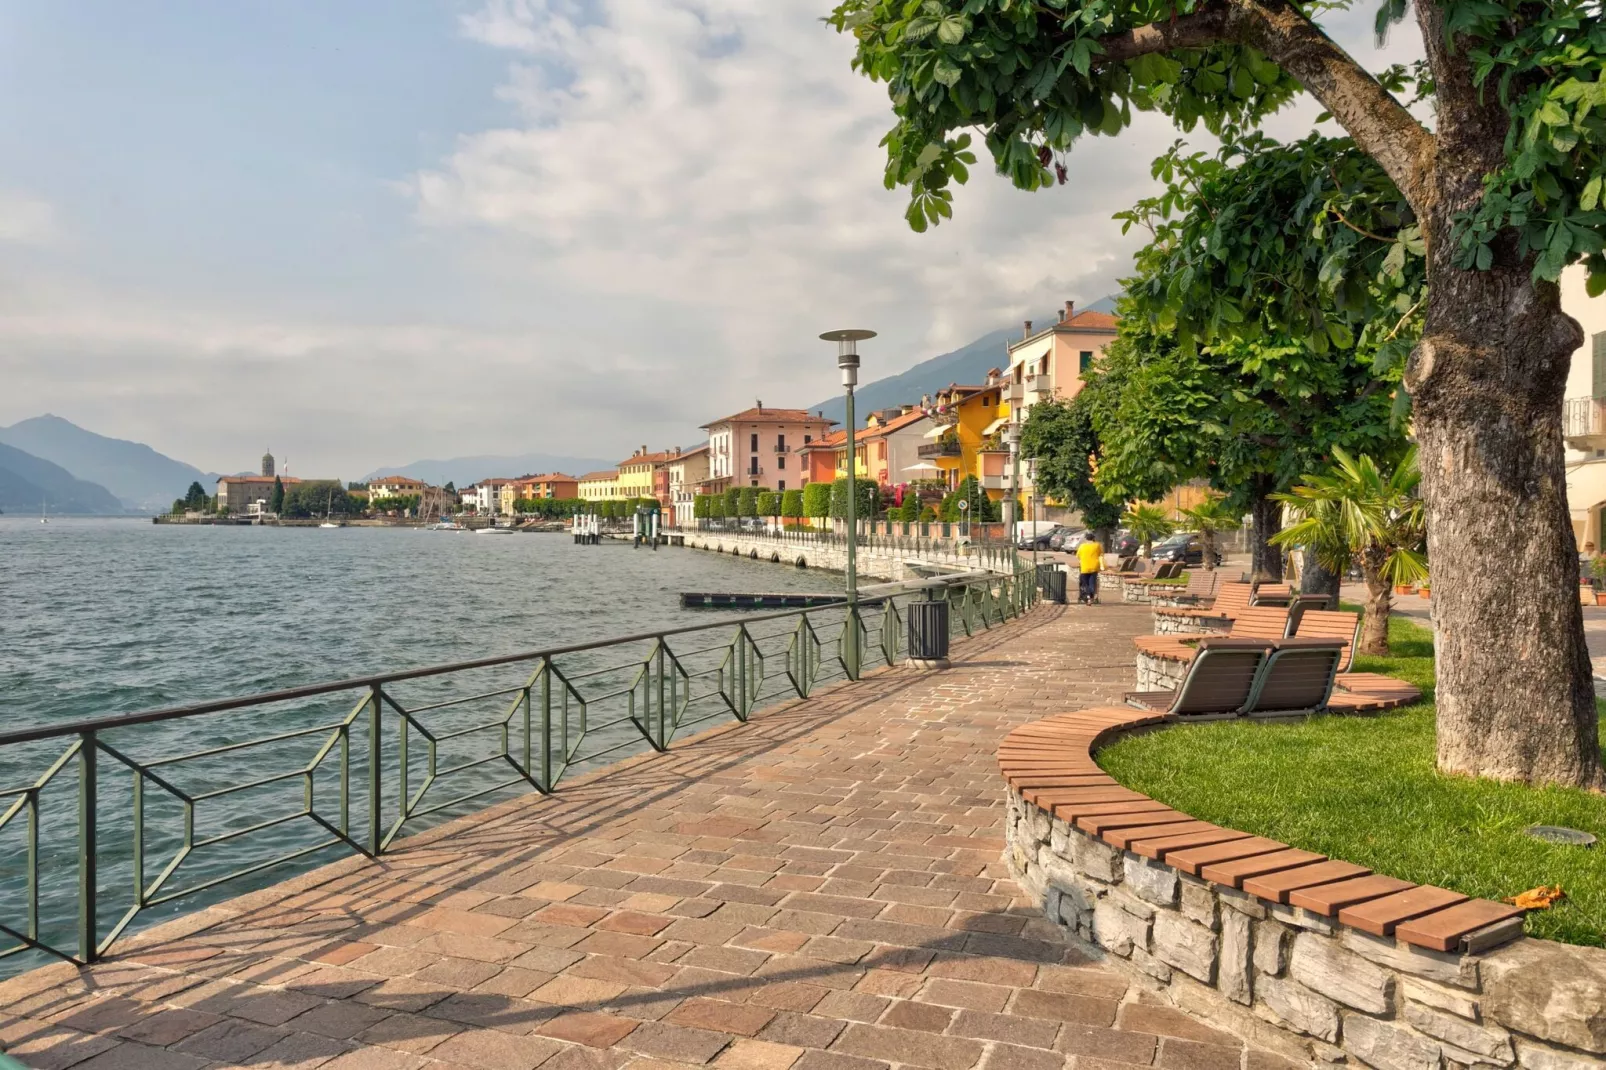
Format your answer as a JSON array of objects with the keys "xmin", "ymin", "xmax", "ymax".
[
  {"xmin": 40, "ymin": 498, "xmax": 48, "ymax": 524},
  {"xmin": 319, "ymin": 489, "xmax": 339, "ymax": 528}
]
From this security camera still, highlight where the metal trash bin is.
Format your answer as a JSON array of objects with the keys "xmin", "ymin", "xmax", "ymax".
[
  {"xmin": 1045, "ymin": 569, "xmax": 1068, "ymax": 604},
  {"xmin": 906, "ymin": 599, "xmax": 951, "ymax": 669}
]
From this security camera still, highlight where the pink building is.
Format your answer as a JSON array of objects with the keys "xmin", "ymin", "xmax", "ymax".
[{"xmin": 700, "ymin": 404, "xmax": 835, "ymax": 495}]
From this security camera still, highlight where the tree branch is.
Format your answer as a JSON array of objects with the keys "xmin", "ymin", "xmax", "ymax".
[
  {"xmin": 1094, "ymin": 5, "xmax": 1233, "ymax": 62},
  {"xmin": 1089, "ymin": 0, "xmax": 1435, "ymax": 212}
]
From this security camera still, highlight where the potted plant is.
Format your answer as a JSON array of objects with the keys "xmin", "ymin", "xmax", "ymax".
[
  {"xmin": 1394, "ymin": 581, "xmax": 1417, "ymax": 595},
  {"xmin": 1591, "ymin": 556, "xmax": 1606, "ymax": 605}
]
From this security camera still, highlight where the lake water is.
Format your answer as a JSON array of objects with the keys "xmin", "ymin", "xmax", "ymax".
[{"xmin": 0, "ymin": 518, "xmax": 846, "ymax": 970}]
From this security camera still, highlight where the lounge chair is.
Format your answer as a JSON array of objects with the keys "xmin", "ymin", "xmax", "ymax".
[
  {"xmin": 1242, "ymin": 638, "xmax": 1347, "ymax": 717},
  {"xmin": 1123, "ymin": 637, "xmax": 1275, "ymax": 720}
]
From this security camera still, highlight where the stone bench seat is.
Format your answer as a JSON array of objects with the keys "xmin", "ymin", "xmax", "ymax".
[{"xmin": 998, "ymin": 707, "xmax": 1524, "ymax": 955}]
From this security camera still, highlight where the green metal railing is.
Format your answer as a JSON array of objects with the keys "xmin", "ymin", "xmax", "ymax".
[
  {"xmin": 0, "ymin": 568, "xmax": 1039, "ymax": 974},
  {"xmin": 689, "ymin": 525, "xmax": 1020, "ymax": 573}
]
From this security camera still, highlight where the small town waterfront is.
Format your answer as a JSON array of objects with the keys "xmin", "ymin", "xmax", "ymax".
[{"xmin": 0, "ymin": 517, "xmax": 849, "ymax": 968}]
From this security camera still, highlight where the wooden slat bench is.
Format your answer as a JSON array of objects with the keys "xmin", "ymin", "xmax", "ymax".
[
  {"xmin": 997, "ymin": 709, "xmax": 1526, "ymax": 954},
  {"xmin": 1288, "ymin": 608, "xmax": 1362, "ymax": 672},
  {"xmin": 1163, "ymin": 580, "xmax": 1255, "ymax": 620}
]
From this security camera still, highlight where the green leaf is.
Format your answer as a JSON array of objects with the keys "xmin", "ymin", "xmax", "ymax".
[
  {"xmin": 933, "ymin": 58, "xmax": 961, "ymax": 87},
  {"xmin": 936, "ymin": 17, "xmax": 965, "ymax": 45}
]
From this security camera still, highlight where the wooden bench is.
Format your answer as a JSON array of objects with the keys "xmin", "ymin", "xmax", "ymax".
[
  {"xmin": 996, "ymin": 711, "xmax": 1526, "ymax": 954},
  {"xmin": 1123, "ymin": 637, "xmax": 1273, "ymax": 720},
  {"xmin": 1161, "ymin": 569, "xmax": 1220, "ymax": 605},
  {"xmin": 1165, "ymin": 580, "xmax": 1255, "ymax": 620},
  {"xmin": 1252, "ymin": 582, "xmax": 1295, "ymax": 606},
  {"xmin": 1135, "ymin": 605, "xmax": 1293, "ymax": 664},
  {"xmin": 1288, "ymin": 608, "xmax": 1363, "ymax": 672}
]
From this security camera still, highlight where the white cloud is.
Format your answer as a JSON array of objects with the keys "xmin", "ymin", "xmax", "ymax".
[
  {"xmin": 0, "ymin": 2, "xmax": 1419, "ymax": 476},
  {"xmin": 0, "ymin": 191, "xmax": 57, "ymax": 246}
]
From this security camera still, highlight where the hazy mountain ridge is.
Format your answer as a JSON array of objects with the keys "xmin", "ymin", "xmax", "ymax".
[
  {"xmin": 0, "ymin": 441, "xmax": 125, "ymax": 514},
  {"xmin": 808, "ymin": 297, "xmax": 1119, "ymax": 426},
  {"xmin": 0, "ymin": 415, "xmax": 216, "ymax": 512},
  {"xmin": 360, "ymin": 453, "xmax": 618, "ymax": 488}
]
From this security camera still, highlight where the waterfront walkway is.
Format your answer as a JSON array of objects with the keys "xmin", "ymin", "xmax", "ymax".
[{"xmin": 0, "ymin": 603, "xmax": 1297, "ymax": 1070}]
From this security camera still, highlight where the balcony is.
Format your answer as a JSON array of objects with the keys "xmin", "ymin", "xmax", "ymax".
[
  {"xmin": 1026, "ymin": 371, "xmax": 1054, "ymax": 396},
  {"xmin": 1566, "ymin": 397, "xmax": 1606, "ymax": 449},
  {"xmin": 917, "ymin": 440, "xmax": 961, "ymax": 458},
  {"xmin": 981, "ymin": 474, "xmax": 1007, "ymax": 490},
  {"xmin": 1007, "ymin": 380, "xmax": 1025, "ymax": 404}
]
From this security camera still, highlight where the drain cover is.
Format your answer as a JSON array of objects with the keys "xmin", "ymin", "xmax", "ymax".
[{"xmin": 1524, "ymin": 825, "xmax": 1597, "ymax": 847}]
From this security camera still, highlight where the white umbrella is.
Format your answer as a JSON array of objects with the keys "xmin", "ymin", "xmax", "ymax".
[{"xmin": 903, "ymin": 461, "xmax": 943, "ymax": 473}]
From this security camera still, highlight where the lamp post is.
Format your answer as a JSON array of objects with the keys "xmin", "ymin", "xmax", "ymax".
[
  {"xmin": 1025, "ymin": 456, "xmax": 1040, "ymax": 596},
  {"xmin": 1004, "ymin": 423, "xmax": 1021, "ymax": 570},
  {"xmin": 821, "ymin": 328, "xmax": 875, "ymax": 681}
]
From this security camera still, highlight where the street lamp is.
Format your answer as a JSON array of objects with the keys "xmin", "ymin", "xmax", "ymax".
[
  {"xmin": 821, "ymin": 328, "xmax": 876, "ymax": 681},
  {"xmin": 1025, "ymin": 455, "xmax": 1040, "ymax": 592},
  {"xmin": 1004, "ymin": 423, "xmax": 1021, "ymax": 580}
]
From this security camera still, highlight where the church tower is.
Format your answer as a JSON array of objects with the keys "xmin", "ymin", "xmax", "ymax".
[{"xmin": 262, "ymin": 449, "xmax": 275, "ymax": 478}]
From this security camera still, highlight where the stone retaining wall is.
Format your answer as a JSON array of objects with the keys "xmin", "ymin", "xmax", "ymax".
[
  {"xmin": 1005, "ymin": 790, "xmax": 1606, "ymax": 1070},
  {"xmin": 1152, "ymin": 609, "xmax": 1230, "ymax": 634},
  {"xmin": 1135, "ymin": 652, "xmax": 1187, "ymax": 691}
]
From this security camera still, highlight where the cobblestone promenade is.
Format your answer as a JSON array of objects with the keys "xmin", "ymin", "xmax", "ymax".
[{"xmin": 0, "ymin": 603, "xmax": 1299, "ymax": 1070}]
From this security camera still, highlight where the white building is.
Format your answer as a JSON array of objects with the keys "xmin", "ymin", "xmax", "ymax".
[
  {"xmin": 666, "ymin": 445, "xmax": 710, "ymax": 529},
  {"xmin": 1561, "ymin": 265, "xmax": 1606, "ymax": 548}
]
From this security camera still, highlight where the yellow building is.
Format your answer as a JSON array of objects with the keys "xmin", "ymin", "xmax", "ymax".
[
  {"xmin": 614, "ymin": 446, "xmax": 673, "ymax": 500},
  {"xmin": 578, "ymin": 470, "xmax": 620, "ymax": 502},
  {"xmin": 916, "ymin": 371, "xmax": 1012, "ymax": 500}
]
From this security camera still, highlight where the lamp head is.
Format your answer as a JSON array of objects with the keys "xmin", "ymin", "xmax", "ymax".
[{"xmin": 821, "ymin": 329, "xmax": 875, "ymax": 389}]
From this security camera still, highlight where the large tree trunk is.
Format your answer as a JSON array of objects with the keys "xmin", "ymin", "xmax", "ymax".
[
  {"xmin": 1301, "ymin": 550, "xmax": 1341, "ymax": 606},
  {"xmin": 1248, "ymin": 478, "xmax": 1284, "ymax": 582},
  {"xmin": 1358, "ymin": 565, "xmax": 1391, "ymax": 656},
  {"xmin": 1403, "ymin": 5, "xmax": 1603, "ymax": 788}
]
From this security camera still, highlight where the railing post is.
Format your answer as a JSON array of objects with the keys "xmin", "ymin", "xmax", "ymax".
[
  {"xmin": 368, "ymin": 684, "xmax": 383, "ymax": 856},
  {"xmin": 845, "ymin": 606, "xmax": 861, "ymax": 680},
  {"xmin": 77, "ymin": 731, "xmax": 97, "ymax": 962},
  {"xmin": 541, "ymin": 659, "xmax": 553, "ymax": 790}
]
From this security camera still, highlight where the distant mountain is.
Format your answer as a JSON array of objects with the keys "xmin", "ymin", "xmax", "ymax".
[
  {"xmin": 360, "ymin": 453, "xmax": 619, "ymax": 488},
  {"xmin": 0, "ymin": 414, "xmax": 215, "ymax": 513},
  {"xmin": 809, "ymin": 297, "xmax": 1119, "ymax": 426},
  {"xmin": 0, "ymin": 441, "xmax": 125, "ymax": 515}
]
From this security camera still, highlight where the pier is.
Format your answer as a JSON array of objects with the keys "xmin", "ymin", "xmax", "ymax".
[{"xmin": 0, "ymin": 597, "xmax": 1299, "ymax": 1070}]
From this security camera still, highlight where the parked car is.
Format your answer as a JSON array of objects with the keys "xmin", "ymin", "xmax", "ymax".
[
  {"xmin": 1149, "ymin": 533, "xmax": 1222, "ymax": 567},
  {"xmin": 1048, "ymin": 528, "xmax": 1085, "ymax": 552},
  {"xmin": 1019, "ymin": 524, "xmax": 1068, "ymax": 550},
  {"xmin": 1109, "ymin": 531, "xmax": 1138, "ymax": 557}
]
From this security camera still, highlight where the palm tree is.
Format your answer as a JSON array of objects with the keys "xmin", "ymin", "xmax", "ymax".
[
  {"xmin": 1270, "ymin": 447, "xmax": 1427, "ymax": 655},
  {"xmin": 1178, "ymin": 493, "xmax": 1242, "ymax": 572},
  {"xmin": 1121, "ymin": 503, "xmax": 1176, "ymax": 557}
]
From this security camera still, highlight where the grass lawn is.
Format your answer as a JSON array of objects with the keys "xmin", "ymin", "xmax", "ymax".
[{"xmin": 1098, "ymin": 614, "xmax": 1606, "ymax": 946}]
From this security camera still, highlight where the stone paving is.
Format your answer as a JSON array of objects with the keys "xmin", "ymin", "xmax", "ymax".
[{"xmin": 0, "ymin": 602, "xmax": 1300, "ymax": 1070}]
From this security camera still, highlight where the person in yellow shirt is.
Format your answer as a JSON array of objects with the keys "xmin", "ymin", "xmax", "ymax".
[{"xmin": 1075, "ymin": 532, "xmax": 1104, "ymax": 605}]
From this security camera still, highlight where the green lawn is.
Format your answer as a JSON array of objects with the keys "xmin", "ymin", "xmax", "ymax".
[{"xmin": 1098, "ymin": 614, "xmax": 1606, "ymax": 946}]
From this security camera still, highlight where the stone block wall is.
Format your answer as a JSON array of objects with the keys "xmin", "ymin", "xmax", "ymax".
[
  {"xmin": 1135, "ymin": 652, "xmax": 1187, "ymax": 691},
  {"xmin": 1152, "ymin": 610, "xmax": 1230, "ymax": 634},
  {"xmin": 1004, "ymin": 790, "xmax": 1606, "ymax": 1069}
]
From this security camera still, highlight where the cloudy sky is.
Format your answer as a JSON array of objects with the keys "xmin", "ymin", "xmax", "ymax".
[{"xmin": 0, "ymin": 1, "xmax": 1419, "ymax": 477}]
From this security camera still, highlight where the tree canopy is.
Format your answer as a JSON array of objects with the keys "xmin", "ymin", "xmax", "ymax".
[{"xmin": 1017, "ymin": 397, "xmax": 1120, "ymax": 534}]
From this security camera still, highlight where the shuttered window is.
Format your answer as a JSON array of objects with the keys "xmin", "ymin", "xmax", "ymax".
[{"xmin": 1594, "ymin": 333, "xmax": 1606, "ymax": 398}]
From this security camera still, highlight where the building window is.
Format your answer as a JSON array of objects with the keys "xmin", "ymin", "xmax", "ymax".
[
  {"xmin": 777, "ymin": 456, "xmax": 786, "ymax": 470},
  {"xmin": 777, "ymin": 434, "xmax": 786, "ymax": 451},
  {"xmin": 750, "ymin": 480, "xmax": 758, "ymax": 487},
  {"xmin": 804, "ymin": 434, "xmax": 812, "ymax": 444},
  {"xmin": 1079, "ymin": 350, "xmax": 1094, "ymax": 373},
  {"xmin": 778, "ymin": 480, "xmax": 786, "ymax": 491},
  {"xmin": 750, "ymin": 433, "xmax": 759, "ymax": 452}
]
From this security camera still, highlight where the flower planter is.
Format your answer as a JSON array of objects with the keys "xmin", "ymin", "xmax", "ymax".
[
  {"xmin": 1393, "ymin": 583, "xmax": 1417, "ymax": 595},
  {"xmin": 1419, "ymin": 587, "xmax": 1430, "ymax": 599},
  {"xmin": 1595, "ymin": 591, "xmax": 1606, "ymax": 607}
]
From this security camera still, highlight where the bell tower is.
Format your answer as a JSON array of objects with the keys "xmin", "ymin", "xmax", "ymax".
[{"xmin": 261, "ymin": 449, "xmax": 275, "ymax": 478}]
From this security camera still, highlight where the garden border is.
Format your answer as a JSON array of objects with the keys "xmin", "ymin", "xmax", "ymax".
[{"xmin": 1000, "ymin": 707, "xmax": 1606, "ymax": 1068}]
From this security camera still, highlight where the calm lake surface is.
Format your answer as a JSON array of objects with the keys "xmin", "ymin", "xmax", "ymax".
[{"xmin": 0, "ymin": 518, "xmax": 844, "ymax": 970}]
